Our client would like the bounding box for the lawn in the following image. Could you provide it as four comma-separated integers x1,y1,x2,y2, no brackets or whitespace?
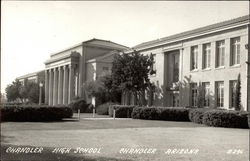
1,113,249,161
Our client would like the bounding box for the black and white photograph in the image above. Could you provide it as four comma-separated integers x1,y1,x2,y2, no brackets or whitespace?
1,1,249,161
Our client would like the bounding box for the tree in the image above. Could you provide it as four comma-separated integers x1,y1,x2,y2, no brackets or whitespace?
5,79,23,102
26,82,40,103
5,80,41,104
234,74,241,111
19,82,29,101
101,75,122,103
84,75,121,106
111,50,155,105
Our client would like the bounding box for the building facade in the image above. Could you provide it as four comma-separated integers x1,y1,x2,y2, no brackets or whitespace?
15,15,249,111
16,70,45,85
126,15,249,111
44,39,128,106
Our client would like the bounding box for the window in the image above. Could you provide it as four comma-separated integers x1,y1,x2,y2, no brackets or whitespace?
202,82,210,107
172,54,179,82
216,82,224,108
230,37,240,66
151,54,156,76
216,40,225,67
172,93,179,107
230,80,237,108
191,83,198,107
191,46,198,70
103,67,109,71
203,43,211,69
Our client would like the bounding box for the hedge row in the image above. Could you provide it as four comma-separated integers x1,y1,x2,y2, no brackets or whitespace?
188,108,212,124
96,102,118,115
1,105,73,122
248,115,250,128
130,106,249,128
131,107,190,121
109,105,135,118
202,110,249,128
189,108,249,128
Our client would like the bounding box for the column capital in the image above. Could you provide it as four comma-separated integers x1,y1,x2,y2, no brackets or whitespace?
63,65,68,69
58,66,62,70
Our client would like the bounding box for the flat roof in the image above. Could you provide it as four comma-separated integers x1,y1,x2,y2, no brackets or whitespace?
133,15,249,50
50,38,129,56
16,70,44,80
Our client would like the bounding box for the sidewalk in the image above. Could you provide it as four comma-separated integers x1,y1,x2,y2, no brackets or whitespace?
72,113,132,120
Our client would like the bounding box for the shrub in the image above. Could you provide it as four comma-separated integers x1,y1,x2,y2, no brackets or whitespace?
69,98,93,113
189,108,212,124
96,102,118,115
159,107,190,121
109,105,135,118
202,110,249,128
2,102,24,106
131,106,190,121
1,105,73,122
133,107,160,120
141,107,160,120
248,114,250,128
131,106,144,119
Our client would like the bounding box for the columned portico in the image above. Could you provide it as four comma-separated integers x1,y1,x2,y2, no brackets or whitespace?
44,38,128,106
46,64,76,105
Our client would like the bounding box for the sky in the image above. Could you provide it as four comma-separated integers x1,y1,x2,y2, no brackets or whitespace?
1,1,249,93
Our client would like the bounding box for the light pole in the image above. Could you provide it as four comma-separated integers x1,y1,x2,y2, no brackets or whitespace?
39,82,43,105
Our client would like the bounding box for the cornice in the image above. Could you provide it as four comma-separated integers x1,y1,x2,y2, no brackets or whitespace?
128,16,249,53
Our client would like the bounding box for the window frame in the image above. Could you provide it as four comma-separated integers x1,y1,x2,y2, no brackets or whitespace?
190,46,198,71
190,83,198,107
202,82,210,107
216,81,224,108
230,37,241,66
202,43,211,69
151,54,157,76
172,53,179,82
102,66,109,71
172,93,180,107
216,40,225,68
229,80,237,109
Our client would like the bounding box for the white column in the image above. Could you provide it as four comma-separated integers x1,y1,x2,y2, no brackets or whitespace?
53,68,58,105
74,65,78,97
45,70,49,104
58,66,63,104
63,65,69,104
68,64,75,104
48,69,54,105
